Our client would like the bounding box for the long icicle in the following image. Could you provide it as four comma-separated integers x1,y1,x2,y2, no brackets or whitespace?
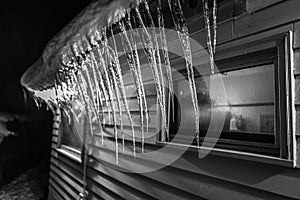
76,41,103,137
168,0,200,146
84,56,105,138
141,0,168,140
157,0,175,123
202,0,215,74
102,26,119,163
71,43,96,142
74,71,94,142
213,0,217,54
81,65,98,137
93,46,111,146
94,40,112,125
132,7,167,142
110,27,135,152
74,72,92,200
106,45,125,153
96,67,110,146
116,20,141,155
89,52,105,138
123,14,149,153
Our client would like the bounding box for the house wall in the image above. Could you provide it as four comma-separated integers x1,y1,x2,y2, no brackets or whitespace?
48,0,300,199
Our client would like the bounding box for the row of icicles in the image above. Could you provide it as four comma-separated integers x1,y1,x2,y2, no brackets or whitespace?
38,0,217,164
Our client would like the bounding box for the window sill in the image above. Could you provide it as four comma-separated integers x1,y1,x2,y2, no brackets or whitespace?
56,145,82,163
157,141,294,168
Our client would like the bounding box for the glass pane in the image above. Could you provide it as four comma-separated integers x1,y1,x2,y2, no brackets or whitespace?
176,64,275,144
60,107,84,150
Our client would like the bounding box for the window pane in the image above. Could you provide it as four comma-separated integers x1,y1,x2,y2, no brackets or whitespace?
60,107,84,150
206,64,275,134
175,64,276,146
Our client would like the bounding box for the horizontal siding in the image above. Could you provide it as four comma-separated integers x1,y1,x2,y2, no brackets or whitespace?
89,138,300,199
48,0,300,200
50,134,300,200
48,185,63,200
233,0,299,39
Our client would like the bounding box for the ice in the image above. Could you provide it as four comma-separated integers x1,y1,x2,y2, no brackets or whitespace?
202,0,217,74
168,0,200,144
102,26,119,163
157,0,175,124
132,6,168,141
110,27,135,152
123,14,149,152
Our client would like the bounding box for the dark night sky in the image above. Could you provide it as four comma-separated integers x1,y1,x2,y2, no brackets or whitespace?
0,0,93,113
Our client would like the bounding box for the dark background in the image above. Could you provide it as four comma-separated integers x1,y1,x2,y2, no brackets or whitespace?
0,0,93,196
0,0,92,114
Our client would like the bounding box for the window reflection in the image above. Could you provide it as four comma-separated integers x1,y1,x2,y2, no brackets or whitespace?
60,103,84,150
176,64,275,144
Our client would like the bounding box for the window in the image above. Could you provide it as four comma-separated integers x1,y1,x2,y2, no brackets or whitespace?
57,103,85,161
169,35,292,160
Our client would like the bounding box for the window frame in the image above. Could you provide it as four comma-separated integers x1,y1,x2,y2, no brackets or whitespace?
170,49,283,156
160,28,295,167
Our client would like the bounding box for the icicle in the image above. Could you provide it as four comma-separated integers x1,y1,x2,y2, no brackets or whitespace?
110,27,135,152
65,104,81,131
132,6,167,141
75,44,99,137
54,79,60,106
74,38,106,144
46,101,55,114
213,0,217,54
60,84,67,102
105,36,123,135
22,87,28,109
82,59,105,137
93,40,112,125
69,72,91,200
116,20,143,155
125,13,150,150
70,42,95,140
62,106,72,125
202,0,216,74
76,42,96,106
83,59,102,138
102,26,119,163
75,71,96,145
122,14,149,153
89,52,106,140
92,45,113,146
86,55,101,111
157,0,175,123
168,0,200,145
33,96,42,109
106,47,124,153
95,62,110,146
141,0,168,140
